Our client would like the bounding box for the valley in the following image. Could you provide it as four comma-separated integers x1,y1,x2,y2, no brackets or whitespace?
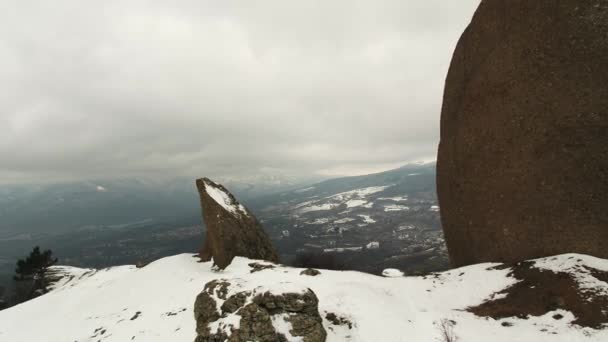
255,162,447,274
0,163,446,299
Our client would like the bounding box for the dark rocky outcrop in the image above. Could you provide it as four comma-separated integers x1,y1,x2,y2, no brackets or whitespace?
437,0,608,267
194,279,326,342
469,257,608,328
324,312,353,329
196,178,279,269
300,268,321,277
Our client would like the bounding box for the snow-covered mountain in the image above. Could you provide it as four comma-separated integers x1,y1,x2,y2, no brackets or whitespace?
1,253,607,341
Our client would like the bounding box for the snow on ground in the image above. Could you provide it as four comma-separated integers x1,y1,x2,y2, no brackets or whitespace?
534,254,608,297
299,203,337,213
430,205,440,212
366,241,380,249
378,196,408,202
329,186,389,200
384,204,410,212
1,254,608,342
345,199,367,208
203,180,248,216
294,187,315,193
305,218,331,225
323,247,363,253
334,217,356,224
382,268,404,277
296,186,389,214
358,214,376,224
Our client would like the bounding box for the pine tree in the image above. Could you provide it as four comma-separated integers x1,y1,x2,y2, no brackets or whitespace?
13,246,58,303
14,246,57,281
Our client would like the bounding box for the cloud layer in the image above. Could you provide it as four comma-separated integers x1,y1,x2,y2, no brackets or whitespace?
0,0,480,183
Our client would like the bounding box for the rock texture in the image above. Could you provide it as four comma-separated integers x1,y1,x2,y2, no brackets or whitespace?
196,178,279,269
194,279,327,342
437,0,608,267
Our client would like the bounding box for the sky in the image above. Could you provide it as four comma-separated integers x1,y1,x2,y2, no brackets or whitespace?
0,0,480,184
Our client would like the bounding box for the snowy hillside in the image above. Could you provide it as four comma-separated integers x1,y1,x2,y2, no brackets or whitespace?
1,253,608,341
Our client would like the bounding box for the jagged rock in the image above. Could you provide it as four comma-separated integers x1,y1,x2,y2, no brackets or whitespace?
194,280,327,342
300,268,321,276
196,178,279,269
437,0,608,267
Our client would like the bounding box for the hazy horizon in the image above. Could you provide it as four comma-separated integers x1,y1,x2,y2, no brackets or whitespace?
1,1,479,185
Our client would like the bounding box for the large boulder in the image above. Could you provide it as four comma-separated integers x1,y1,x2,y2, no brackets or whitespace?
437,0,608,267
196,178,279,269
194,279,326,342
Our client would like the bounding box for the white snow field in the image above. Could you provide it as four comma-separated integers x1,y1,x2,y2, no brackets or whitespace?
1,254,608,341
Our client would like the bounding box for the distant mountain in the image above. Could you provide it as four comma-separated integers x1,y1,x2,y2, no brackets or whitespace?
0,175,321,238
250,161,436,211
0,179,200,238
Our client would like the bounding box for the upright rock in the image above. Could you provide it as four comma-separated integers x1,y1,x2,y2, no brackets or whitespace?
196,178,279,269
437,0,608,267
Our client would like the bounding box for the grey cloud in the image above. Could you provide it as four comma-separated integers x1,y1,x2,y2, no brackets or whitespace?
0,0,480,184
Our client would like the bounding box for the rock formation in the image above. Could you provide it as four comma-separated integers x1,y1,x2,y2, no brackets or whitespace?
194,279,327,342
437,0,608,266
196,178,279,269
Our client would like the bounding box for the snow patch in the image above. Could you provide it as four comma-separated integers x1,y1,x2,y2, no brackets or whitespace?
366,241,380,250
384,204,410,212
533,254,608,297
358,215,376,224
382,269,404,277
271,314,303,342
305,218,330,225
298,203,336,213
204,180,248,216
345,199,367,208
334,217,355,224
330,186,389,200
378,196,408,202
323,247,363,253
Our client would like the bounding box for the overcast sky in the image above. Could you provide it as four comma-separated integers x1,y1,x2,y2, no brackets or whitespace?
0,0,480,184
